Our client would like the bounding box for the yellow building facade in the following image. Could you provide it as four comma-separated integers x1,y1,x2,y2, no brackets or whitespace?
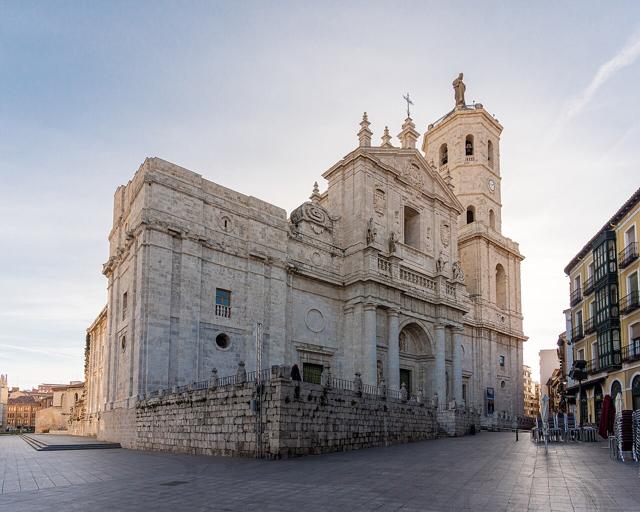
565,187,640,424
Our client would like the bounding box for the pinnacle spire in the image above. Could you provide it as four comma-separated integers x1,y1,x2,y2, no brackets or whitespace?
397,117,420,149
309,181,321,202
381,126,393,148
358,112,373,147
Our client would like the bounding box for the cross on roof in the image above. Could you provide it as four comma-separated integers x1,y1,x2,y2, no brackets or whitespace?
402,93,413,118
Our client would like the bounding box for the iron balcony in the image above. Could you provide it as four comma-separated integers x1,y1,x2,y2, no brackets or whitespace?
584,317,596,335
583,275,594,296
620,290,639,315
570,288,582,307
619,242,638,269
572,324,585,342
586,352,622,375
622,341,640,363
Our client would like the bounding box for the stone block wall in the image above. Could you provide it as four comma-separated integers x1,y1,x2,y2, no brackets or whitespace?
437,407,481,437
133,378,438,458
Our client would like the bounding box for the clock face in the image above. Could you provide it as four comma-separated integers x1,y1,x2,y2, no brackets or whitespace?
487,179,496,192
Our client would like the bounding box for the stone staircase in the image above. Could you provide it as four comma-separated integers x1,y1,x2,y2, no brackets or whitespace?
21,434,120,451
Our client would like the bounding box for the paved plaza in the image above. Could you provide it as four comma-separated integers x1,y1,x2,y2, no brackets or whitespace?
0,432,639,511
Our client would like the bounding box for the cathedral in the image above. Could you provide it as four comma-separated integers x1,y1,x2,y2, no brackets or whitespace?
82,76,526,441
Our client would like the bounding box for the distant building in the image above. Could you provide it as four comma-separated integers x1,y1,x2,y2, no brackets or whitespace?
565,186,640,424
522,365,539,418
539,347,560,406
0,374,8,430
6,395,42,431
35,382,84,433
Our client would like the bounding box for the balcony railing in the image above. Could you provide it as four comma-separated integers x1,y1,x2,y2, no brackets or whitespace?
583,275,594,296
215,304,231,318
570,288,582,307
619,242,638,269
622,340,640,363
572,324,584,342
586,352,622,375
584,317,596,335
620,290,639,315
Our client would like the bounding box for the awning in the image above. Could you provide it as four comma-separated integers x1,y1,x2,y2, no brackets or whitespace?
565,377,606,395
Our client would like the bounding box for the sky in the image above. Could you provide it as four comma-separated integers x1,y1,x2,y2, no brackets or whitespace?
1,1,640,389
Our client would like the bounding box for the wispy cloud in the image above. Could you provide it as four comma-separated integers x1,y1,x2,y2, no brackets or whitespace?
546,28,640,146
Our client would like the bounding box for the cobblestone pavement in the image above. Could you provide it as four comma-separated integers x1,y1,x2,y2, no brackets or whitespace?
1,432,639,511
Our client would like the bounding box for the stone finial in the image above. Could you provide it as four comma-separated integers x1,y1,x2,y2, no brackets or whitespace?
380,126,393,148
209,368,218,389
353,372,363,396
358,112,373,147
400,382,408,402
321,364,332,388
379,378,387,400
309,181,321,202
236,361,247,384
397,117,420,149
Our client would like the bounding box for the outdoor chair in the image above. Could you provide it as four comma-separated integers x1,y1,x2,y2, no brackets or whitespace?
565,412,579,441
556,412,566,441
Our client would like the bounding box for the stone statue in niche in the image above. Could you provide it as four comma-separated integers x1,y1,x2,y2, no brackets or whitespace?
366,217,377,245
436,251,447,273
425,227,433,252
373,188,385,215
376,360,384,385
452,261,465,282
440,220,450,248
389,231,397,253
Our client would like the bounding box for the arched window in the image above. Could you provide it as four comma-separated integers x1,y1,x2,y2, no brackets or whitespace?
465,134,474,156
439,143,448,166
466,205,475,224
496,264,507,309
489,209,495,229
633,376,640,410
488,140,494,168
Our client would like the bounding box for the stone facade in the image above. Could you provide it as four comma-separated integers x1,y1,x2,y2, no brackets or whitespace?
82,77,527,445
523,364,540,418
135,371,439,458
35,382,84,433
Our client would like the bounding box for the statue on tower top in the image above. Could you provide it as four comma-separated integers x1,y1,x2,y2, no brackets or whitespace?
453,73,466,108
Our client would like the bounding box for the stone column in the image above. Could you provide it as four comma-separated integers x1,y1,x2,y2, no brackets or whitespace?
387,309,400,390
434,324,446,409
363,303,378,385
453,328,463,405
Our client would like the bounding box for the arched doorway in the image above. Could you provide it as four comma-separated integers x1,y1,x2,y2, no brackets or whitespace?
633,376,640,411
398,323,433,397
611,380,622,406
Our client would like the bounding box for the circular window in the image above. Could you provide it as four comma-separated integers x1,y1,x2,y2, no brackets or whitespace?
215,333,230,350
500,380,506,389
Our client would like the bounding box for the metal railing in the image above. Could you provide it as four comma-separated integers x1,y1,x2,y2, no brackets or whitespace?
620,290,639,315
587,352,622,374
570,288,582,307
583,275,594,296
572,324,584,341
622,340,640,362
584,317,596,335
619,242,638,269
141,365,437,406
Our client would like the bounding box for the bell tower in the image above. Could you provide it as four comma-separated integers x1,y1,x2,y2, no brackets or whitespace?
422,75,526,420
422,101,503,234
